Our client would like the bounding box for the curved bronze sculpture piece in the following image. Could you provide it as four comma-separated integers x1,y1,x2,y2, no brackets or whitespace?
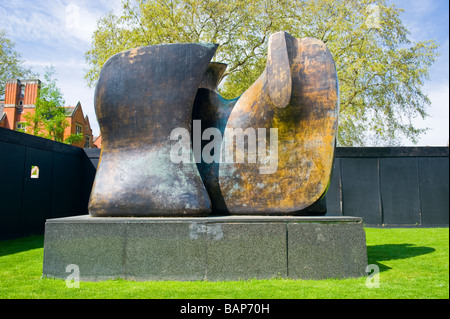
218,32,339,215
89,43,217,217
194,32,339,215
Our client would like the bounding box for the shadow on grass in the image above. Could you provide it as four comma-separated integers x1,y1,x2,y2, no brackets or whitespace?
367,244,435,272
0,235,44,257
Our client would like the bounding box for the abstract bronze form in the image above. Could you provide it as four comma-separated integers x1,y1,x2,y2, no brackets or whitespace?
89,31,339,217
216,32,339,215
89,43,217,217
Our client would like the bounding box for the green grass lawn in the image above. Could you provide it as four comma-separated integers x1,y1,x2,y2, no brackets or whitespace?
0,228,448,299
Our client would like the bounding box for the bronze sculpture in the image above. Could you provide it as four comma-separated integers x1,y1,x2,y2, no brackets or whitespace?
89,31,339,217
89,43,216,217
216,32,339,215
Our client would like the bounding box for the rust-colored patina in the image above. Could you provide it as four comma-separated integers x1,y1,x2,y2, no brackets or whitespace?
216,32,339,215
89,43,217,217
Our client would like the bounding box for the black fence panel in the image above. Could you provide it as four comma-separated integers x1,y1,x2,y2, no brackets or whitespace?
51,152,83,219
20,147,53,235
419,157,449,226
79,149,99,215
0,128,87,239
325,147,449,226
325,157,342,216
340,157,382,225
380,158,421,225
0,140,26,238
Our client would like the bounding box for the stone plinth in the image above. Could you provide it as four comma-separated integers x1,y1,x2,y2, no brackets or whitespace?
42,215,367,281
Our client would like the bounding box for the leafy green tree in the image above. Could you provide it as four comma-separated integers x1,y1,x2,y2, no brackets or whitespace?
0,29,36,98
23,66,83,144
84,0,438,146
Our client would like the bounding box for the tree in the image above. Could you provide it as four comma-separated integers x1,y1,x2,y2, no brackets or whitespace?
84,0,439,146
0,29,36,98
23,66,83,144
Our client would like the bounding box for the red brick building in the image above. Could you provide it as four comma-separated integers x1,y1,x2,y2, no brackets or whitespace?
0,78,97,148
93,135,102,148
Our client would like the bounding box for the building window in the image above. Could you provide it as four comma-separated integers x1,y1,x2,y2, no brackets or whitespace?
16,122,26,131
19,100,23,106
20,85,25,97
85,134,91,148
75,123,83,135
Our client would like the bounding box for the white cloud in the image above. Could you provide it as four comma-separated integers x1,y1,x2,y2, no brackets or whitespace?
393,0,437,41
62,2,105,44
0,1,119,50
403,83,449,146
422,85,449,146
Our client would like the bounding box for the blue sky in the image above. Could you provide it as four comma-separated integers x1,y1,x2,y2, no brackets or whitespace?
0,0,448,145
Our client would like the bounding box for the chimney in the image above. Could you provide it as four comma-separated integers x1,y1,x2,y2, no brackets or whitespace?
22,79,41,106
4,79,21,106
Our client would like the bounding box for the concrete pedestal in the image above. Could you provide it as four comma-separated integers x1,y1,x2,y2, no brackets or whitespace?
43,215,367,281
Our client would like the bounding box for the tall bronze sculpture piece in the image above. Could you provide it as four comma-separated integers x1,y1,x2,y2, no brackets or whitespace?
195,32,339,215
88,43,217,217
89,31,339,217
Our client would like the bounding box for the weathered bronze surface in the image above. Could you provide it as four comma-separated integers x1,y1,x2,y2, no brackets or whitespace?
196,32,339,215
89,32,338,217
89,43,217,217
